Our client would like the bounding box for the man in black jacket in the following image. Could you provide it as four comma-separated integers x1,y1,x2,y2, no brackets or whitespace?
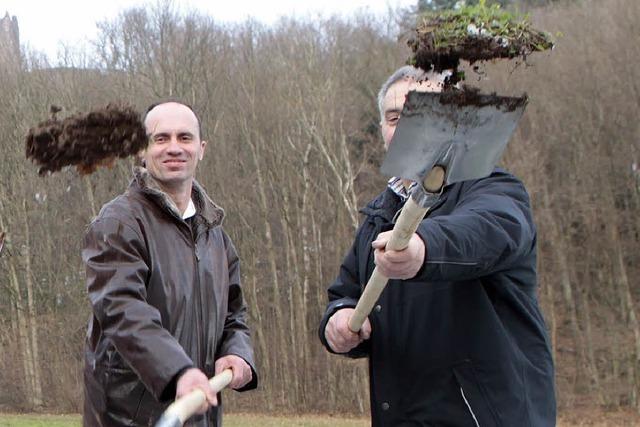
319,66,556,426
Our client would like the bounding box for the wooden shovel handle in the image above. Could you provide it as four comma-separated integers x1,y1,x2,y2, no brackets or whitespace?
157,369,233,426
348,197,429,332
347,167,445,333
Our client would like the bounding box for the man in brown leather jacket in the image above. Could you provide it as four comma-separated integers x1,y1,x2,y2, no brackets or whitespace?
83,101,257,426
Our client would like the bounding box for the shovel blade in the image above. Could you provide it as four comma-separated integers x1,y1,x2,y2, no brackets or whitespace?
381,90,528,186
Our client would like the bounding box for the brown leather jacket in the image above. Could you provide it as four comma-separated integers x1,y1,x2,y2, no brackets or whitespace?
83,167,257,427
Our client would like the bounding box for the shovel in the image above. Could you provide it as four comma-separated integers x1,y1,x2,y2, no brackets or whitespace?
154,369,233,427
348,90,528,333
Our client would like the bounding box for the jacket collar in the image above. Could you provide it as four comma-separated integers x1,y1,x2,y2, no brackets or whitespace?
132,166,225,228
360,184,452,223
360,187,403,223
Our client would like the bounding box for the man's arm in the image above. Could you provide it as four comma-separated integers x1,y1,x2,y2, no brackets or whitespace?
83,217,193,402
318,224,372,358
215,231,258,391
414,170,536,282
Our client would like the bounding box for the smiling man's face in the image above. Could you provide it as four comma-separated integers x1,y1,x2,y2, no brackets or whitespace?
142,102,206,190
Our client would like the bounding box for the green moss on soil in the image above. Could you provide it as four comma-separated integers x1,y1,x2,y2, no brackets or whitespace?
409,0,554,73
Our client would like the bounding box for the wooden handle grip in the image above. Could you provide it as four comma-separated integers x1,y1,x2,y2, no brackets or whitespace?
386,197,429,251
208,369,233,393
348,267,388,332
347,167,445,333
160,369,233,425
348,198,430,332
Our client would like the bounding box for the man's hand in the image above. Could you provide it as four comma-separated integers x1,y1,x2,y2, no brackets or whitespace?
215,355,252,390
324,308,372,353
372,231,425,280
176,368,217,413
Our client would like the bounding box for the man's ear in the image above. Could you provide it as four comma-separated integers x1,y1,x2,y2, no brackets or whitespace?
199,140,207,161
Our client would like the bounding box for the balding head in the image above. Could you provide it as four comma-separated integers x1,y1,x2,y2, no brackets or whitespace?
144,100,202,140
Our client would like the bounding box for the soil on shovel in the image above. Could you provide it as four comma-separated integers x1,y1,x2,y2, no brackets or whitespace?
404,85,528,113
25,104,147,176
408,1,554,87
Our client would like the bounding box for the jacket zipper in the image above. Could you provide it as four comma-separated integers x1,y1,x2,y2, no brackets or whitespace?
188,222,203,365
460,386,481,427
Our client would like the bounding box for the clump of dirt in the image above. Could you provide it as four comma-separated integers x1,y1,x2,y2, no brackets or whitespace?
434,85,528,112
401,85,528,122
408,0,554,78
25,104,147,176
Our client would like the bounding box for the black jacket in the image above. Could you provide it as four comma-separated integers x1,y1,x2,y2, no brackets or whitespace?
83,168,257,427
319,169,556,426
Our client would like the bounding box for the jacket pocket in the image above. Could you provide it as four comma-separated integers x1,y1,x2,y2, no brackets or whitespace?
103,364,147,423
133,387,162,426
453,361,500,427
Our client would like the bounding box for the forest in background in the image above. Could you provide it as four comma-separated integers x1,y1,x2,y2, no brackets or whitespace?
0,0,639,417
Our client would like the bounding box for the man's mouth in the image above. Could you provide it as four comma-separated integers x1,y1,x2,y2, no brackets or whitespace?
163,159,186,165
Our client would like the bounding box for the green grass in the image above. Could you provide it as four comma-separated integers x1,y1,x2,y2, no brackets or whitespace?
0,414,79,427
417,0,554,53
409,0,555,70
226,414,367,426
0,413,635,426
0,414,368,427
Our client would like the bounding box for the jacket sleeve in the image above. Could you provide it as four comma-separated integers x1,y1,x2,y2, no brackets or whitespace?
83,217,193,402
318,223,371,359
216,232,258,391
414,171,536,282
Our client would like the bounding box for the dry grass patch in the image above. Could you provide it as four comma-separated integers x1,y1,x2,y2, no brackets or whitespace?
1,410,638,426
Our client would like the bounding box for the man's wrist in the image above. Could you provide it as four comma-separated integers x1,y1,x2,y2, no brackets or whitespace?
160,364,194,402
319,299,357,352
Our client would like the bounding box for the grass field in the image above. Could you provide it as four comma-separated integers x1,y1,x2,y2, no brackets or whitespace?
1,412,638,426
0,414,368,427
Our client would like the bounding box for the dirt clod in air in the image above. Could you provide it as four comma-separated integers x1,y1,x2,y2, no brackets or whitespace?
408,1,554,84
25,104,147,176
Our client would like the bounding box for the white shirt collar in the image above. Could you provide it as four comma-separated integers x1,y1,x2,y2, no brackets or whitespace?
182,198,196,219
387,177,417,201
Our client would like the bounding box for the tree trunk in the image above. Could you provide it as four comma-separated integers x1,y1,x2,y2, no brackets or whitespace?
8,258,36,407
21,199,44,407
85,179,98,218
612,230,640,410
248,272,273,411
245,131,289,406
541,182,585,397
280,208,301,406
579,283,604,404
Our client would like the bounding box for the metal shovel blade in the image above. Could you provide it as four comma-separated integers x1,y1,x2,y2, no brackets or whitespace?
381,90,528,185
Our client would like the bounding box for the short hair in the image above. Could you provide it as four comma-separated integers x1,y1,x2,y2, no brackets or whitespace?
377,66,451,121
143,99,203,139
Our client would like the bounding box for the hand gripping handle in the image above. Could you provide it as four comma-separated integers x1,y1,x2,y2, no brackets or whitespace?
154,369,233,427
347,167,445,333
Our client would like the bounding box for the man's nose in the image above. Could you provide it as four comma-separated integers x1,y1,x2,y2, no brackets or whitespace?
166,136,183,153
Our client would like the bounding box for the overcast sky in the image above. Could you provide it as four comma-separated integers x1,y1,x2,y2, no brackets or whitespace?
2,0,416,61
